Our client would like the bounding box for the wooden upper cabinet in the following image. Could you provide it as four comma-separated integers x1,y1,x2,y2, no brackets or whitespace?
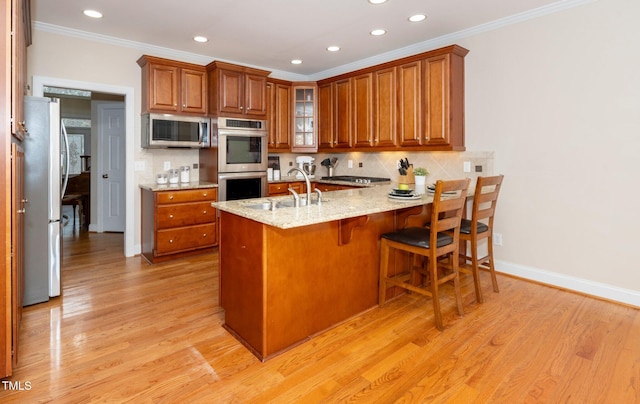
397,60,423,147
181,68,208,114
291,84,318,152
11,0,30,140
317,82,334,149
352,73,374,148
207,61,270,118
424,52,465,149
316,44,468,152
333,79,352,149
266,79,292,151
373,67,397,148
137,55,207,115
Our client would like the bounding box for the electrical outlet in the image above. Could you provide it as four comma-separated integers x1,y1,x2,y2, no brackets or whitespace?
163,161,171,170
358,162,363,168
493,233,503,246
475,165,483,172
463,161,471,173
193,163,198,169
348,160,353,169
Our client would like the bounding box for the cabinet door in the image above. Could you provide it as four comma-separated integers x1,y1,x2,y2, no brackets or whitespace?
317,83,333,149
424,54,450,145
244,74,267,116
397,61,422,147
10,144,24,371
352,73,374,148
219,69,244,115
373,67,397,148
149,64,180,112
267,82,291,151
181,68,207,114
333,79,352,148
11,0,28,140
292,85,318,152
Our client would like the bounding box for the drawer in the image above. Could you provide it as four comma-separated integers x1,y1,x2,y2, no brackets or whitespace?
268,183,289,195
156,188,217,204
156,223,217,255
156,202,216,229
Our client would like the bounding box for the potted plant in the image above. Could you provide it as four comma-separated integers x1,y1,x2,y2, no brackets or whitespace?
413,167,429,193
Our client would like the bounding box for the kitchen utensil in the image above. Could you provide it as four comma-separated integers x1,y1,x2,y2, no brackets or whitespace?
321,158,331,167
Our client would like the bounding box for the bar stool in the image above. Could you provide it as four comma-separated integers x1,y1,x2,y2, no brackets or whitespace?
459,175,504,303
379,178,470,330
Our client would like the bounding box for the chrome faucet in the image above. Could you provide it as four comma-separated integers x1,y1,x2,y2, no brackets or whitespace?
287,167,312,206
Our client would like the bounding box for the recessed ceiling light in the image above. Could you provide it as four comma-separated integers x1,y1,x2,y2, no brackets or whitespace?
368,0,387,4
327,46,340,52
193,36,208,43
370,29,387,36
83,9,103,19
409,14,427,22
291,59,303,65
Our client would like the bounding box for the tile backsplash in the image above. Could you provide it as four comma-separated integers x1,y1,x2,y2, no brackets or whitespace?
273,150,494,188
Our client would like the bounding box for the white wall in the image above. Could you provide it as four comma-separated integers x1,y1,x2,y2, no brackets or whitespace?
26,0,640,304
458,0,640,304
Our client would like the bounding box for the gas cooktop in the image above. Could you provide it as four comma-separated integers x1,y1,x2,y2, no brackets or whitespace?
320,175,391,184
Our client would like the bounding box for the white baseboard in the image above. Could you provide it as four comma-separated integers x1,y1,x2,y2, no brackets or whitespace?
496,260,640,308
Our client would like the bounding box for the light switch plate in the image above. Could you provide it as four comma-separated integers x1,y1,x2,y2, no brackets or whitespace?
134,161,145,171
463,161,471,173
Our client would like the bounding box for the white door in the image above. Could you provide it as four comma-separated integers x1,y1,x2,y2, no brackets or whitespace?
98,102,126,232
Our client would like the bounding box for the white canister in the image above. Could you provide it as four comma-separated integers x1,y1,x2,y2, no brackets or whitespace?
180,166,190,183
168,169,179,184
274,169,281,181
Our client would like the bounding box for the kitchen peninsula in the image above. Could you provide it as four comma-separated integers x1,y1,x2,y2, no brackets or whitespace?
212,186,436,360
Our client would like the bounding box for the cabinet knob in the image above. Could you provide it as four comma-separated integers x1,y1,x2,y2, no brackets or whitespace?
169,195,174,200
169,239,174,243
203,192,207,197
203,233,207,237
203,210,207,215
169,214,174,219
17,209,25,214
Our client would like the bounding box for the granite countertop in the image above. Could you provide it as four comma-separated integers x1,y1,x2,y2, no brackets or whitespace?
269,175,390,188
212,186,434,229
139,181,218,192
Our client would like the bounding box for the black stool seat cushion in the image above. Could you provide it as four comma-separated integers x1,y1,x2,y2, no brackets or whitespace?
381,227,453,249
460,219,489,235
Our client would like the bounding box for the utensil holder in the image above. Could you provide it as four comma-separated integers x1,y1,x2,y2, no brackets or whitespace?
398,166,415,185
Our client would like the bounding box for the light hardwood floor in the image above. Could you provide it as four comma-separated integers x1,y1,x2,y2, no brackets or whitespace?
2,225,639,402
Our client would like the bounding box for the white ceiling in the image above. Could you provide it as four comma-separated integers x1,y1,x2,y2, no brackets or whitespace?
32,0,575,80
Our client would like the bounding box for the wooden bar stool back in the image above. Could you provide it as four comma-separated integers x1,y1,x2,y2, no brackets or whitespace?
459,174,504,303
379,178,470,330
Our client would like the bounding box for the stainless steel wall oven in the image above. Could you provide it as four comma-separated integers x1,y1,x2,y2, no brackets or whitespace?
199,117,268,201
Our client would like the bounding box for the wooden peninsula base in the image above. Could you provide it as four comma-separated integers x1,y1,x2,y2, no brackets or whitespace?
219,210,398,361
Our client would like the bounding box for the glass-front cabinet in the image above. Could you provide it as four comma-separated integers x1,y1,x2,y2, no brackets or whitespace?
292,84,317,152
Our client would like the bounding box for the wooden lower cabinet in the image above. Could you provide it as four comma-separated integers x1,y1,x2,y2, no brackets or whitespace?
219,210,396,360
268,181,306,196
141,187,217,263
314,183,350,192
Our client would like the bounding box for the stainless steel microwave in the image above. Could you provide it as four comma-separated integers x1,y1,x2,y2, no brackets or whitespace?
141,113,210,148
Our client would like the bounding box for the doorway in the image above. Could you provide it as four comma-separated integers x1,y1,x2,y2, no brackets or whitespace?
32,76,136,257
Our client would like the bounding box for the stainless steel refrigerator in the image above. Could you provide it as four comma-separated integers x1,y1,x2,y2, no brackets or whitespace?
23,96,69,306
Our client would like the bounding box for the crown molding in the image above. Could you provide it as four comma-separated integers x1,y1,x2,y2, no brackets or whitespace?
34,0,596,81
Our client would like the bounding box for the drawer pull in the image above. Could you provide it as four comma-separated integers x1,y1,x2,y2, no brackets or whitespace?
203,210,207,214
169,214,174,219
203,233,207,237
169,239,174,243
169,195,174,200
203,192,207,197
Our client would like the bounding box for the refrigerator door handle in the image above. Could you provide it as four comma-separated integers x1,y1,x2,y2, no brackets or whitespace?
60,121,70,198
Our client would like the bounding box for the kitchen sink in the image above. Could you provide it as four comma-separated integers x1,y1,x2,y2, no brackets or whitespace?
245,198,328,210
